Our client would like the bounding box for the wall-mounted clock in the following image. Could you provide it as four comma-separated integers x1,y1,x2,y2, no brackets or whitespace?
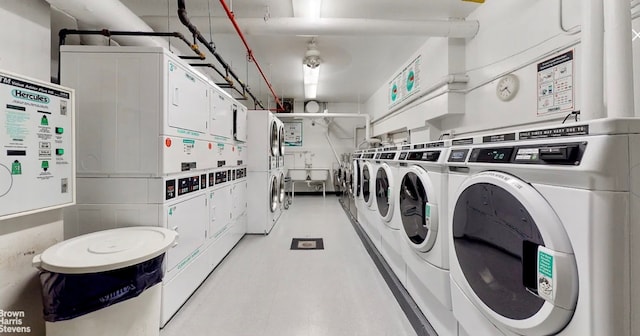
496,74,519,102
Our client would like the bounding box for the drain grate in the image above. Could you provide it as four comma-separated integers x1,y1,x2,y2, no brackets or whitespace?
290,238,324,250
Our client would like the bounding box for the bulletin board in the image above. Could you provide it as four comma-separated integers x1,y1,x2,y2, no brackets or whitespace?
284,122,303,147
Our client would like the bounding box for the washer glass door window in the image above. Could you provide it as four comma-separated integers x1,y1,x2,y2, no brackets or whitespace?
270,121,279,156
278,173,285,204
451,171,578,334
354,160,361,197
362,164,371,203
270,176,278,212
399,167,438,251
376,166,391,218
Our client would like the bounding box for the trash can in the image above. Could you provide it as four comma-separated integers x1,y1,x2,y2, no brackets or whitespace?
32,227,177,336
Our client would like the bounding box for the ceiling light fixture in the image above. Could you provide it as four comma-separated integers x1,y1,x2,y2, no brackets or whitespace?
308,0,322,20
303,40,321,99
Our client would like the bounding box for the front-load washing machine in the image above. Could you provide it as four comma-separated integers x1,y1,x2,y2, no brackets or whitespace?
352,151,364,221
359,148,380,248
446,119,640,336
247,171,281,234
374,146,406,285
397,140,457,336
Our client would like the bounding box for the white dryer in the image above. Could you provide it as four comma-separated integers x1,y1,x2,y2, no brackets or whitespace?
275,117,285,168
247,111,280,172
374,147,406,285
396,141,457,336
446,119,640,336
359,149,380,248
247,171,281,234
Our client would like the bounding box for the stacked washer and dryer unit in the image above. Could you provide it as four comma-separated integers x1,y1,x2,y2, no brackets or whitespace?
247,111,286,234
59,45,249,326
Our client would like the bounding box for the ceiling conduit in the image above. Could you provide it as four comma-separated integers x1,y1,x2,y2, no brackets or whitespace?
142,17,480,38
217,0,284,112
177,0,265,108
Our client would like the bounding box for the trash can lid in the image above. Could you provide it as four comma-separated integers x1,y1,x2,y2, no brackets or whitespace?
34,227,177,274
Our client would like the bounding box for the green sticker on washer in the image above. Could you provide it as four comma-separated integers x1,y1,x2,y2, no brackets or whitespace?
539,251,554,278
425,204,431,218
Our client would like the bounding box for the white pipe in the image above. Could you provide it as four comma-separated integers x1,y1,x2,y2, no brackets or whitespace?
580,0,605,120
142,17,479,38
280,113,371,141
322,120,341,164
45,0,169,48
372,74,469,124
604,0,635,118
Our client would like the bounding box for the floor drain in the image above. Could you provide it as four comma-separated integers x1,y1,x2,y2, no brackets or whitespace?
290,238,324,250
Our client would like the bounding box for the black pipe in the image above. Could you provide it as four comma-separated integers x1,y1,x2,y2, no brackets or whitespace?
189,63,228,80
56,28,207,84
177,0,263,108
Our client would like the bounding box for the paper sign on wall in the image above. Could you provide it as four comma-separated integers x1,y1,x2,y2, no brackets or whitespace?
537,50,574,116
284,122,303,147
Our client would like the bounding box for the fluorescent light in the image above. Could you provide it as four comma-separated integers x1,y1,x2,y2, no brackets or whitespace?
308,0,321,19
304,83,318,99
303,65,320,99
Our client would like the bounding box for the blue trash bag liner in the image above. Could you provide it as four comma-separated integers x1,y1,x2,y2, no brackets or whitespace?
38,254,164,322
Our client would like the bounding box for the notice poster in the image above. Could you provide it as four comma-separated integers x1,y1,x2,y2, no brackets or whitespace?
284,122,303,147
537,50,574,116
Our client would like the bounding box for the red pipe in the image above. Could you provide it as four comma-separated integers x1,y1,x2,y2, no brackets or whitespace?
218,0,284,112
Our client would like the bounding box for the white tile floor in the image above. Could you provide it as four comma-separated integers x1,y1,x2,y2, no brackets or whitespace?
161,196,417,336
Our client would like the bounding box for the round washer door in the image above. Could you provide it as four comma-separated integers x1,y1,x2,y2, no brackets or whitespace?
270,121,279,156
399,166,439,252
451,171,578,335
278,125,285,156
353,160,361,197
278,172,285,204
269,175,278,213
362,162,373,206
375,163,394,222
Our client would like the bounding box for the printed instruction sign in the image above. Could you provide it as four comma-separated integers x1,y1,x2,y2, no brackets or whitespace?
0,71,74,219
537,50,574,116
284,122,303,147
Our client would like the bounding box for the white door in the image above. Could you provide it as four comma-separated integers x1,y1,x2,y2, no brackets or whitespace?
167,61,208,134
209,186,232,241
165,194,208,272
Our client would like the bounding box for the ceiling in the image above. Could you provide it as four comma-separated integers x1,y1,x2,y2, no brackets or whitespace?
117,0,481,107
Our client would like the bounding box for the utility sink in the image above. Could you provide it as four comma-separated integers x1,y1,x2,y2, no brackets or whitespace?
289,169,307,181
288,169,329,181
310,170,329,181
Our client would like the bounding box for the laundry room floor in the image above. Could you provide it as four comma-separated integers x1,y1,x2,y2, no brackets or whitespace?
160,196,417,336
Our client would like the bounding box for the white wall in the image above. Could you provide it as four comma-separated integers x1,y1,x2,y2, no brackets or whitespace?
279,102,364,192
0,0,50,81
0,2,62,335
366,37,465,139
363,0,640,139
